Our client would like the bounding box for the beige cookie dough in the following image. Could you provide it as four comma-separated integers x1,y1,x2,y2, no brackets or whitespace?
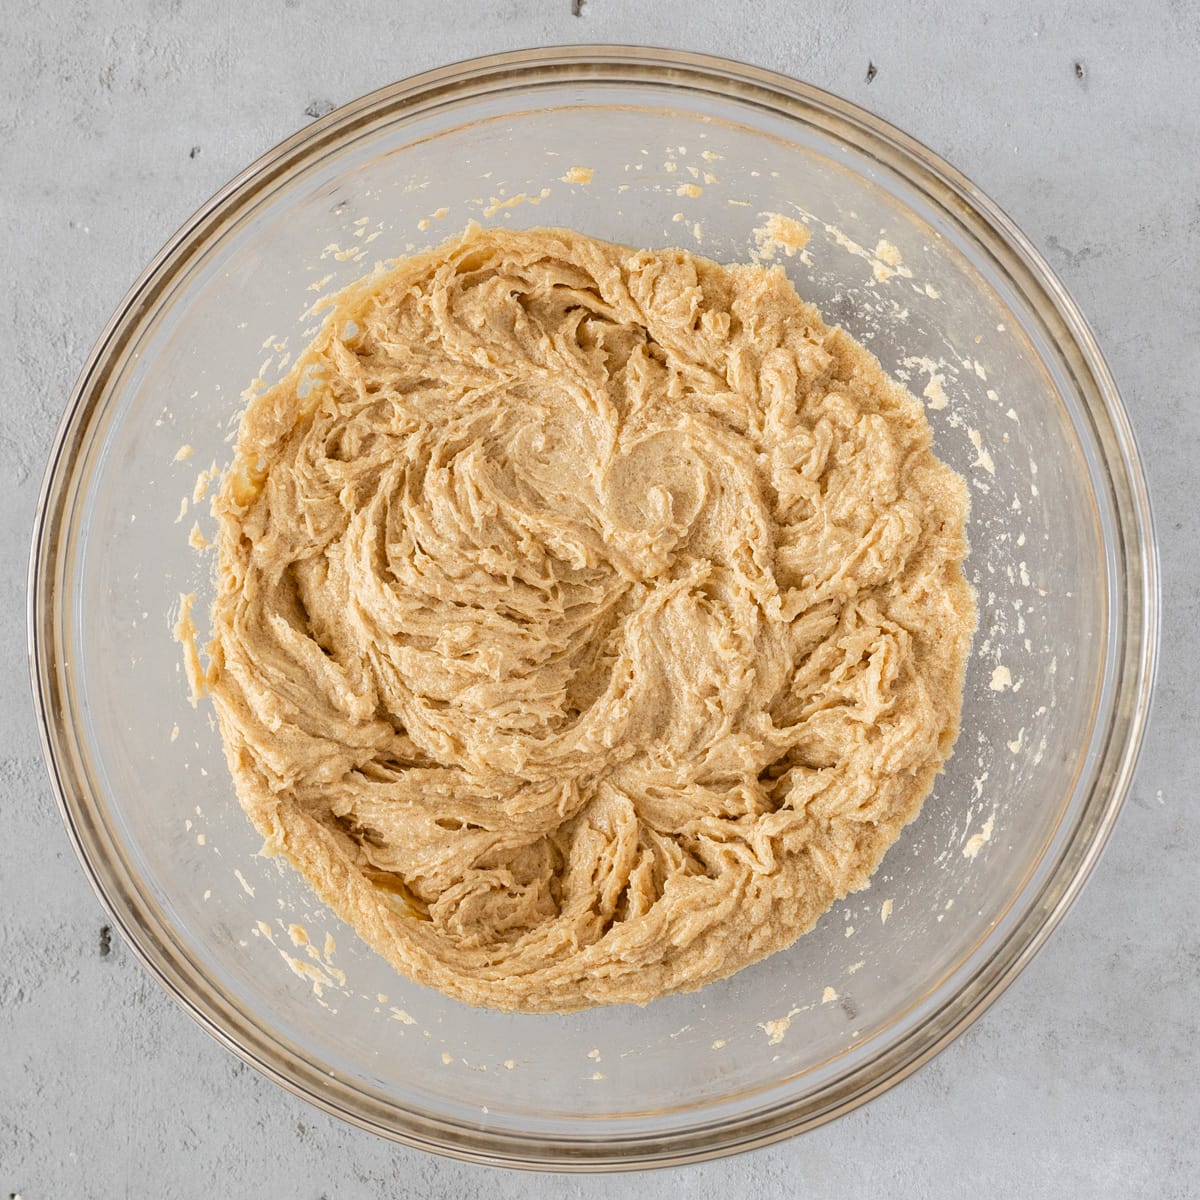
201,224,975,1013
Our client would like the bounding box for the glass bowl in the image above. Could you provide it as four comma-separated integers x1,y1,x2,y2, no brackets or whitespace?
29,47,1157,1169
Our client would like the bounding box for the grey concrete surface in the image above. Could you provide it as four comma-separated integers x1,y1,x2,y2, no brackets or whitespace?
2,1,1197,1196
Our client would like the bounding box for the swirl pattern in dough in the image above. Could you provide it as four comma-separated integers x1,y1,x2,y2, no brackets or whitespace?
204,224,974,1012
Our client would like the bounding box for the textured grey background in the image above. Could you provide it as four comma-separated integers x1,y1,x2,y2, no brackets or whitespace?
2,1,1197,1196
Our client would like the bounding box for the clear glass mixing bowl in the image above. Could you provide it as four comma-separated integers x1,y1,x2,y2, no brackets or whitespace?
29,48,1157,1169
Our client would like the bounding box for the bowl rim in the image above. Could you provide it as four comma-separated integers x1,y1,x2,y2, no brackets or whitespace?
28,43,1159,1171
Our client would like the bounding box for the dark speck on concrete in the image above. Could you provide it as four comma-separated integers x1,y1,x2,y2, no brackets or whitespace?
1075,60,1086,79
99,925,112,958
1044,232,1100,269
866,61,877,83
305,98,335,119
841,996,859,1021
571,0,586,14
188,145,201,159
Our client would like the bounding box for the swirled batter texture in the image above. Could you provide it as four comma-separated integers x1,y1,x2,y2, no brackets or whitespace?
206,225,974,1013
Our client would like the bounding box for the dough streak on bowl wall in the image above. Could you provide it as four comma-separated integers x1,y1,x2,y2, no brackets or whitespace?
181,222,976,1014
